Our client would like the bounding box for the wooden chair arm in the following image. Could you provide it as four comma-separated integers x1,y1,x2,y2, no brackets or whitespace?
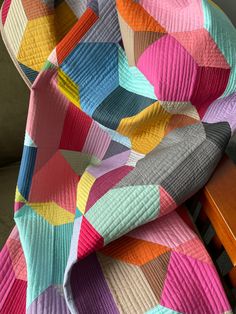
199,155,236,266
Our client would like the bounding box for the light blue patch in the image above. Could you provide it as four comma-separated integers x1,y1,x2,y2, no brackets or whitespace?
61,42,119,116
65,216,83,273
17,145,37,200
99,123,131,148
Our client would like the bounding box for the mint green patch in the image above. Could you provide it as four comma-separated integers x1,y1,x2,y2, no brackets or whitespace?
202,0,236,96
24,132,37,147
85,185,160,245
15,206,73,308
43,60,56,71
60,150,101,176
146,305,181,314
118,47,157,100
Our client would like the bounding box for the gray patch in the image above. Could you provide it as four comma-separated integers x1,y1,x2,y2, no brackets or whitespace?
66,0,87,18
203,122,231,150
103,140,130,160
42,0,63,8
87,0,99,15
161,139,222,204
81,0,121,43
115,123,206,188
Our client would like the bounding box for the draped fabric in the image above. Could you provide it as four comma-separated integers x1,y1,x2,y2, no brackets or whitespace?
0,0,235,313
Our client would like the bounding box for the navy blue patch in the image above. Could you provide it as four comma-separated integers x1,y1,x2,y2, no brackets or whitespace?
92,86,155,129
19,63,39,83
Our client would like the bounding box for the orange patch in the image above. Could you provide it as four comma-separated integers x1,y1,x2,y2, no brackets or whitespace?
22,0,54,20
99,236,170,265
57,8,98,64
117,0,166,33
165,114,199,136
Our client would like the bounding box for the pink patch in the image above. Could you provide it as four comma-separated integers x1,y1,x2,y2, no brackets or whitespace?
9,226,20,241
60,103,93,152
26,70,69,149
171,29,230,69
128,211,195,248
159,186,177,217
82,121,111,160
34,147,58,173
137,34,230,118
6,239,27,281
174,237,213,265
14,202,25,212
160,251,231,313
137,35,198,102
0,245,16,310
1,0,12,25
85,165,133,212
48,49,58,66
77,217,104,259
29,151,79,213
140,0,204,32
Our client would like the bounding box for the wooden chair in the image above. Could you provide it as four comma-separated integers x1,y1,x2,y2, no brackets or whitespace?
185,155,236,308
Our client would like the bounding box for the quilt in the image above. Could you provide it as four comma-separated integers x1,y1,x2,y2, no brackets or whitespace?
0,0,236,313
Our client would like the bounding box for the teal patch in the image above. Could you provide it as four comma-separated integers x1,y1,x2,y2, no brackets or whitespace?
24,132,37,147
146,305,181,314
202,0,236,96
15,206,73,307
75,207,83,218
118,46,157,100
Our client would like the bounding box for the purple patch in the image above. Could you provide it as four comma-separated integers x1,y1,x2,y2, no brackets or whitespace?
70,253,119,314
27,286,70,314
203,92,236,134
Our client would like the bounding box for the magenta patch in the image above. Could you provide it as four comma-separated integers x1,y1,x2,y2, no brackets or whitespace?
160,251,231,313
1,0,12,26
85,165,133,212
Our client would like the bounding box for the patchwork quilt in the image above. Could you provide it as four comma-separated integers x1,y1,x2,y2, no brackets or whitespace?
0,0,236,313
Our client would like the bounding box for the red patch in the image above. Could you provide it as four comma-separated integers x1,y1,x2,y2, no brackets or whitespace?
60,103,93,152
77,217,104,259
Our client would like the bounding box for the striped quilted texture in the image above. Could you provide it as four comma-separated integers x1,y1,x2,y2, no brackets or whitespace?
0,0,235,313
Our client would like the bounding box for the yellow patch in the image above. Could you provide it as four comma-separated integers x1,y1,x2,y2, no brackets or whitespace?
15,187,26,203
17,2,77,71
76,172,96,214
117,101,171,154
29,202,75,226
57,69,81,108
